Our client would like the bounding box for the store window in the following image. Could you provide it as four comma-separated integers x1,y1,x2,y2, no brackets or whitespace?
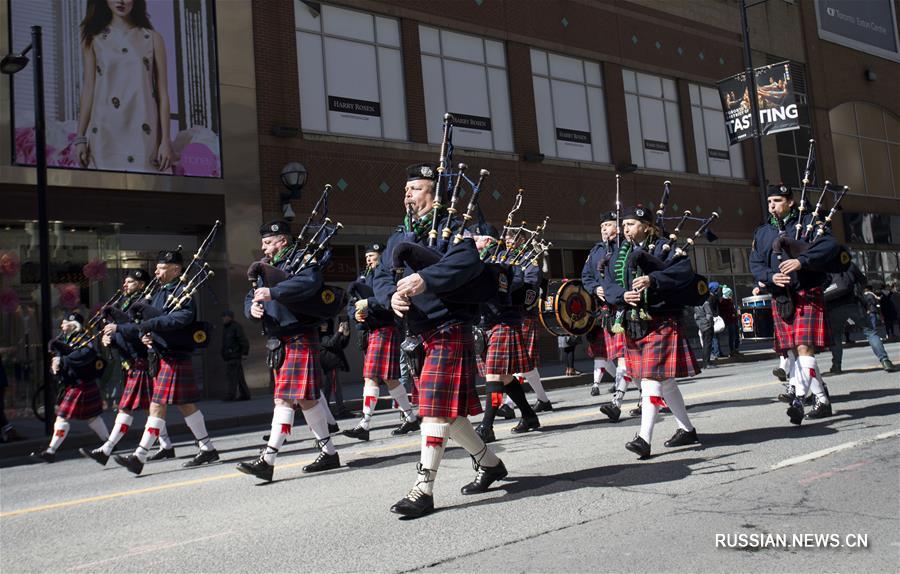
622,69,685,172
530,49,610,163
419,26,513,152
689,84,744,178
295,2,407,140
829,102,900,199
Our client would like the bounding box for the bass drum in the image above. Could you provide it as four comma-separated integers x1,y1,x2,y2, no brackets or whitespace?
540,279,597,337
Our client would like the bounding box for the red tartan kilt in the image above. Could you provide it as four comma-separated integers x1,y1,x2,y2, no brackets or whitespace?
585,326,607,359
479,324,528,376
772,288,829,352
274,331,322,402
605,330,626,360
152,357,200,405
57,381,103,420
363,325,401,381
520,316,541,369
119,362,152,411
625,316,698,381
418,323,482,418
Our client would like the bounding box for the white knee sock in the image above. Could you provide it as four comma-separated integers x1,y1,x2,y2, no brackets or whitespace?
416,422,450,495
360,385,379,430
87,417,109,441
101,412,133,455
303,401,337,455
389,384,417,421
798,356,827,403
448,418,500,467
158,423,173,449
264,406,295,465
638,379,662,443
592,359,604,384
782,350,796,376
47,420,70,453
660,379,693,432
522,369,548,402
134,416,165,462
317,394,337,426
184,410,215,452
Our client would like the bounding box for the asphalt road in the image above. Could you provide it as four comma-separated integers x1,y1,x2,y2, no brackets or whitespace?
1,343,898,573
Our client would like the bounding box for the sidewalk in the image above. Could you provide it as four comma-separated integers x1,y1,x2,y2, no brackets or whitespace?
0,342,785,460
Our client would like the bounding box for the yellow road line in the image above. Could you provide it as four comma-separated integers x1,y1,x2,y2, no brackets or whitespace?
0,380,780,519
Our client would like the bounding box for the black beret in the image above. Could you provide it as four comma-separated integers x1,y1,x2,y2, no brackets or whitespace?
157,249,184,265
601,210,618,223
621,205,653,224
260,220,292,238
767,183,792,198
125,269,150,283
65,312,84,324
364,243,383,255
406,163,437,182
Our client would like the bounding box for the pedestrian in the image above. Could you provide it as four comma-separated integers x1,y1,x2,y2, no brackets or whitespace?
0,350,22,443
825,264,894,373
720,285,740,356
221,309,251,401
693,296,715,369
558,335,581,376
862,282,882,333
319,317,350,418
707,281,723,359
879,281,897,340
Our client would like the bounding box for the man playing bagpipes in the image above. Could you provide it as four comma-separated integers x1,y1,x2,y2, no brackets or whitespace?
111,249,219,474
602,206,703,459
30,312,110,462
83,269,175,465
344,242,420,442
473,228,542,444
237,220,341,481
749,184,842,424
583,210,637,420
374,162,507,518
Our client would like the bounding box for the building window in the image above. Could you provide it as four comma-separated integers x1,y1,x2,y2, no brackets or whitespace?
295,2,407,140
689,84,744,178
829,102,900,199
622,69,685,172
770,60,813,189
530,49,610,163
419,26,513,152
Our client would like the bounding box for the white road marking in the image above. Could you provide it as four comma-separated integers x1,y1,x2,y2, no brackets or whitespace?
771,428,900,470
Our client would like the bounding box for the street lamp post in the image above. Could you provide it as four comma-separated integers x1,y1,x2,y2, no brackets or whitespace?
741,0,770,217
279,162,308,221
2,26,54,435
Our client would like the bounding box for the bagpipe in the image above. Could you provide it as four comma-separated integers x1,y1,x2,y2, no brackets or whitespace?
132,222,223,349
48,333,108,387
247,185,348,321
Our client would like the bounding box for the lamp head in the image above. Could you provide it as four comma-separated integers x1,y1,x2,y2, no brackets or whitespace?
0,52,29,74
280,162,307,196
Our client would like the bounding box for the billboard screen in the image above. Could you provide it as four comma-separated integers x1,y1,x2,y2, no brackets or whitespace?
9,0,221,177
717,62,800,145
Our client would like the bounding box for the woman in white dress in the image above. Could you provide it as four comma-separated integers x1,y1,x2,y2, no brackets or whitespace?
74,0,174,173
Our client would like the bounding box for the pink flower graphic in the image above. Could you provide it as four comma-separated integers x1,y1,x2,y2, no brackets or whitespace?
82,260,108,281
56,283,81,310
0,251,21,277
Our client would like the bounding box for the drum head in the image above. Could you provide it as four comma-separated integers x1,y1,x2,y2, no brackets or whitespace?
540,279,596,336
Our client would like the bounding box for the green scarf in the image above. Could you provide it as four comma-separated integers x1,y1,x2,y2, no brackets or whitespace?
405,208,441,238
769,208,798,229
613,242,632,289
272,244,293,265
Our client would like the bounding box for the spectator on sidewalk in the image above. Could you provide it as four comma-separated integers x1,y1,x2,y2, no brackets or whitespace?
221,310,251,401
719,285,740,356
707,282,722,360
320,317,350,415
825,263,894,373
862,283,882,333
558,335,581,376
0,351,22,442
887,282,900,340
693,295,716,369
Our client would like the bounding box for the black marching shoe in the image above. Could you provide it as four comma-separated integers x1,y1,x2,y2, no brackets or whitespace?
629,405,643,417
79,447,109,466
590,384,601,397
460,458,508,495
475,423,496,444
30,449,55,463
532,399,554,413
805,401,833,419
390,488,434,518
625,435,651,459
664,428,699,448
236,456,274,481
114,454,144,475
510,416,541,434
828,364,842,375
148,447,176,461
599,402,621,422
777,387,795,403
882,359,895,372
328,423,340,434
786,399,805,425
496,404,516,420
773,367,788,381
183,449,219,468
391,416,421,436
342,426,370,441
302,450,340,473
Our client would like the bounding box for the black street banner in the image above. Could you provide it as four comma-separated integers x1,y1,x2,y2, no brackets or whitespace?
717,61,800,145
328,96,382,117
450,112,493,131
556,128,592,144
